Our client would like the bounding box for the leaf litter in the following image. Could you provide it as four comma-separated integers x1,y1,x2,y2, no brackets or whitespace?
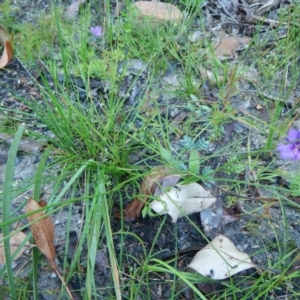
0,24,13,68
150,182,217,223
187,234,257,280
124,167,181,221
0,232,30,263
26,198,74,300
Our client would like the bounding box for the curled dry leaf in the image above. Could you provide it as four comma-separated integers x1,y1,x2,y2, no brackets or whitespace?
26,198,56,269
134,1,183,23
0,232,29,263
0,24,13,68
124,167,180,222
187,234,256,280
150,183,217,223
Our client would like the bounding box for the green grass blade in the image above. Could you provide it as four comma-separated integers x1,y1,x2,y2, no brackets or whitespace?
2,124,25,299
86,169,104,298
101,168,121,300
33,147,51,201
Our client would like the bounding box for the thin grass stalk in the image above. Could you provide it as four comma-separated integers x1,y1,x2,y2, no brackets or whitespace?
101,168,121,300
48,160,92,207
149,259,207,300
33,147,51,201
2,124,25,299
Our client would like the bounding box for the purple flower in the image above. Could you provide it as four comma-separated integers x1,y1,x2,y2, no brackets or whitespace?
277,129,300,160
90,26,102,37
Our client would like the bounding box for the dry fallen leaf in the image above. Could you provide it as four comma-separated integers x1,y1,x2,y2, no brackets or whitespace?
214,32,250,60
187,234,256,280
65,0,86,18
26,198,56,269
0,24,13,68
214,34,239,59
124,198,145,222
134,1,183,22
124,167,180,222
150,183,217,222
0,232,29,263
26,198,74,299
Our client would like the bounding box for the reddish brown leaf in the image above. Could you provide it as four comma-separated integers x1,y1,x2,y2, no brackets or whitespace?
26,198,74,299
0,25,13,68
38,199,47,208
26,198,56,269
124,198,145,222
0,41,13,68
124,167,179,222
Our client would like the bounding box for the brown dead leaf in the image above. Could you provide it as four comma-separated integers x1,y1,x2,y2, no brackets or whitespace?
124,167,180,222
26,198,74,299
65,0,86,18
124,199,145,222
26,198,56,269
134,1,183,22
215,34,239,59
214,32,251,59
0,25,13,68
0,232,29,263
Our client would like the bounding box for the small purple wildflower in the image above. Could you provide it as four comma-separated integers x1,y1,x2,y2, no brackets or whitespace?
90,26,102,37
277,128,300,161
